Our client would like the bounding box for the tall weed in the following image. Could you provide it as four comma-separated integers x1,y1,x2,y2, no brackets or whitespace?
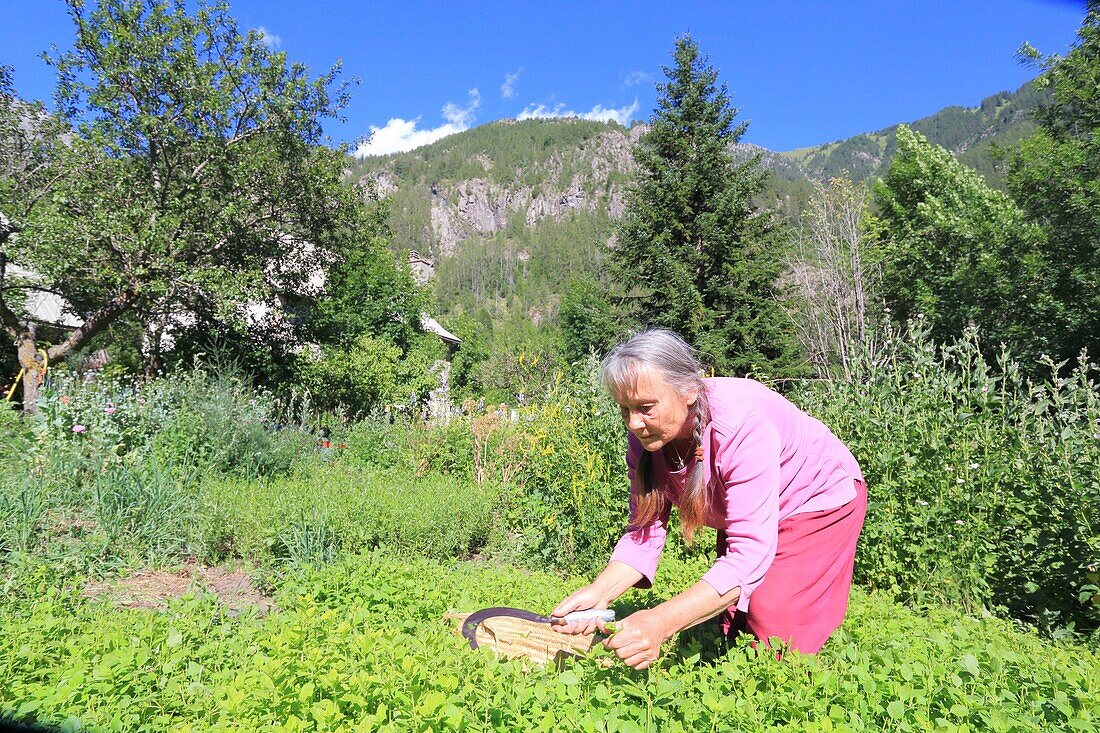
198,464,499,566
794,322,1100,634
2,365,318,564
341,361,713,574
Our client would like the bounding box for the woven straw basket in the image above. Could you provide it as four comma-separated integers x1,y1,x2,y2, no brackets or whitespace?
445,611,600,666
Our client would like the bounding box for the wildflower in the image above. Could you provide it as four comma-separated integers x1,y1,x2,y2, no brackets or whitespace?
969,462,979,470
72,424,87,434
955,519,964,526
60,395,71,405
917,499,930,507
956,478,964,484
104,406,117,416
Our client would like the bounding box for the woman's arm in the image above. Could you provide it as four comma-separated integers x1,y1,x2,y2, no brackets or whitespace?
551,561,644,634
604,581,741,669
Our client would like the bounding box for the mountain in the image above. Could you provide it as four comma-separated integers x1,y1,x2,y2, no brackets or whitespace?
348,79,1047,319
782,79,1049,187
347,118,641,319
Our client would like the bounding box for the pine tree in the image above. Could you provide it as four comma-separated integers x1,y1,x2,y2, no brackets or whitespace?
611,35,799,375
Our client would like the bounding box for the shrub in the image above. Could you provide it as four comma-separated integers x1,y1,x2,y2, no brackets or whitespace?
793,322,1100,634
295,332,444,419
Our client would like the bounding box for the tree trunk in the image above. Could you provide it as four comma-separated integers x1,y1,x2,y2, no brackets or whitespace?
16,325,42,413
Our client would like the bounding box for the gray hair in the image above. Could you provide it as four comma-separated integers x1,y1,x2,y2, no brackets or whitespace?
601,328,714,543
600,328,706,400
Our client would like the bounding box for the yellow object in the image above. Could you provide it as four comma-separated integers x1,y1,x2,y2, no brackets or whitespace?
4,349,49,402
4,368,23,401
444,611,599,666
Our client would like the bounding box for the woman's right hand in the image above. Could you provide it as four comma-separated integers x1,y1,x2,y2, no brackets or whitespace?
550,584,609,635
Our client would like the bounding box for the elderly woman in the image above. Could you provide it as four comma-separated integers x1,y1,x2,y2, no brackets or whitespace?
552,329,866,668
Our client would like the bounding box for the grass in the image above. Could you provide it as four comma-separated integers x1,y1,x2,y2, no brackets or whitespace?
198,464,501,567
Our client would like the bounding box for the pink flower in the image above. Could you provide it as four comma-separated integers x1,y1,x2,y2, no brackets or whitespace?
72,424,86,434
60,395,71,405
104,406,117,416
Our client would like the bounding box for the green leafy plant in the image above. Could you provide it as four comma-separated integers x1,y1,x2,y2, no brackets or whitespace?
1,552,1096,732
794,321,1100,634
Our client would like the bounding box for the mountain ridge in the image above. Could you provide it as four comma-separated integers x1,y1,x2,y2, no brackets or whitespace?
348,78,1047,318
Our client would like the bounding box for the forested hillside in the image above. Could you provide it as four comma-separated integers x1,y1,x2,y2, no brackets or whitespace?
346,119,638,320
784,80,1048,187
352,79,1045,322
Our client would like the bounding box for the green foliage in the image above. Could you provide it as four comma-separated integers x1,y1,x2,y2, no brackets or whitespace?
306,197,428,350
0,367,315,560
612,35,799,376
296,332,445,418
873,126,1056,368
1,552,1097,732
466,320,566,406
341,364,627,574
0,65,69,237
442,313,493,402
433,209,614,322
199,466,499,567
793,322,1100,634
559,276,631,365
1008,1,1100,366
1,0,357,408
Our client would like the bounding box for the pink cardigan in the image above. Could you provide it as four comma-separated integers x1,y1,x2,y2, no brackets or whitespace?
608,377,864,611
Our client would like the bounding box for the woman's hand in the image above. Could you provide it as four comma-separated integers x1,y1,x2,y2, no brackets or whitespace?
603,609,670,670
550,584,609,635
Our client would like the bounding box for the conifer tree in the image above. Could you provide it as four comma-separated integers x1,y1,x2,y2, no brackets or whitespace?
611,35,798,375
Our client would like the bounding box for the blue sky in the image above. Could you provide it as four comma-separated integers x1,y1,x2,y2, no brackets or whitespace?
0,0,1087,156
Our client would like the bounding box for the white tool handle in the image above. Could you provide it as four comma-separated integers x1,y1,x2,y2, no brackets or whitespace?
552,609,616,625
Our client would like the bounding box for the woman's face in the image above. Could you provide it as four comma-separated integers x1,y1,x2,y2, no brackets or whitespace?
613,368,696,452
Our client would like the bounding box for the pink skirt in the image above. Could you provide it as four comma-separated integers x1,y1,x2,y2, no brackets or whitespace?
717,479,867,654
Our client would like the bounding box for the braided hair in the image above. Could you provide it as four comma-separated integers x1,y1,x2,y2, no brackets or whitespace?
601,329,712,543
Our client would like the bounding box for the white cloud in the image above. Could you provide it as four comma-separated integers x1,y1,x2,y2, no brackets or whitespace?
623,71,652,88
516,99,639,127
501,69,522,99
355,89,481,157
254,26,281,49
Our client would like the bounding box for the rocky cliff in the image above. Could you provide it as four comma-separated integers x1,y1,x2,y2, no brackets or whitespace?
352,119,644,260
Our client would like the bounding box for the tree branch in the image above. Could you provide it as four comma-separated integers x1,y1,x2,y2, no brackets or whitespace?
46,286,137,363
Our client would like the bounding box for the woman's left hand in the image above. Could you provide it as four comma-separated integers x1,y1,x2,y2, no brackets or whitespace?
603,609,670,670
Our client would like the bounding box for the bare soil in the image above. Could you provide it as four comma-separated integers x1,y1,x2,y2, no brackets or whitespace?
83,563,279,615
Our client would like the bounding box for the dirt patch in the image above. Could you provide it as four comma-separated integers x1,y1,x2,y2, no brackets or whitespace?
83,563,279,615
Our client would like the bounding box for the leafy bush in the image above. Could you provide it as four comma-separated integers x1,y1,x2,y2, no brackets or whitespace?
295,332,445,419
793,323,1100,634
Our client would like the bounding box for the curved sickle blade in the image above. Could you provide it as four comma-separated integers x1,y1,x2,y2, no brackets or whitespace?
461,606,552,649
